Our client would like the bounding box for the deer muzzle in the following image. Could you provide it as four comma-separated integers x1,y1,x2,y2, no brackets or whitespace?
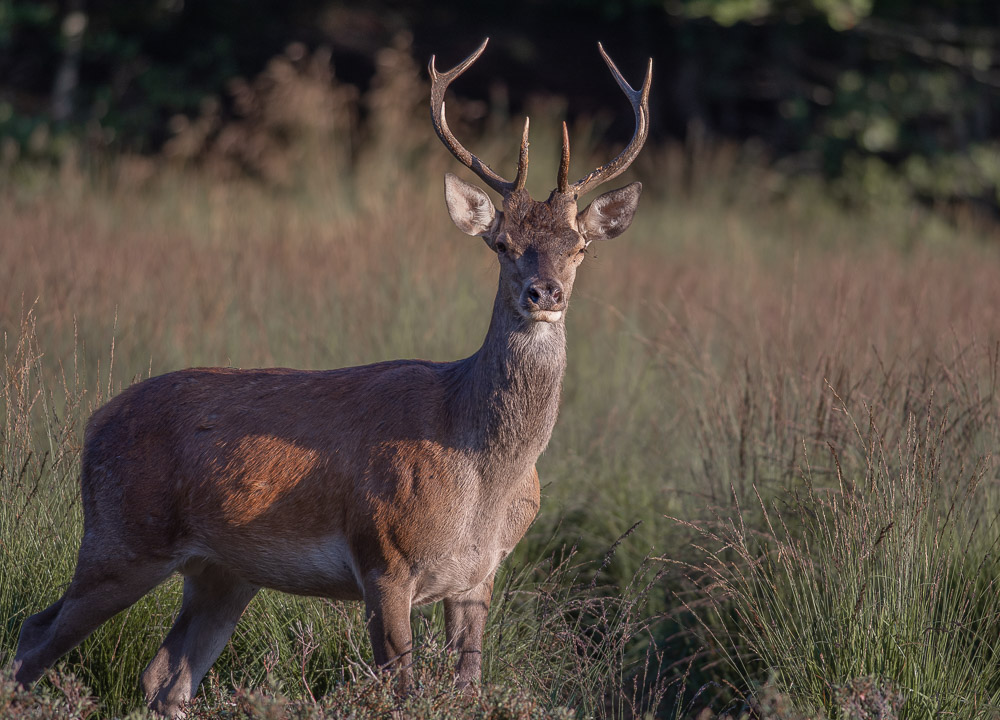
521,279,566,322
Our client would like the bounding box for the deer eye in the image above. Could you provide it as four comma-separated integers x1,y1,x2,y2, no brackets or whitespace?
495,240,508,254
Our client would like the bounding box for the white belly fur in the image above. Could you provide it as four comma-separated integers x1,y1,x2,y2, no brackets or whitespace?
193,534,509,606
221,535,364,600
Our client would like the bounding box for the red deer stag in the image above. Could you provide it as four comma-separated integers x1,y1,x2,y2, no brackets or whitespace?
13,38,651,717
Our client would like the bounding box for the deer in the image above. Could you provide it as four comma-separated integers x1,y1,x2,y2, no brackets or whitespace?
12,38,651,717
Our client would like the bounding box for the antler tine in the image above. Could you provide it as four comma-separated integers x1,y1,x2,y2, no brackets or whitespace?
557,121,570,193
568,43,652,197
430,38,527,196
513,116,530,191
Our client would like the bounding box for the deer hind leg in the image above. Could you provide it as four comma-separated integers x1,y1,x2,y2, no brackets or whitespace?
13,553,174,688
14,597,65,660
141,563,258,718
444,572,495,690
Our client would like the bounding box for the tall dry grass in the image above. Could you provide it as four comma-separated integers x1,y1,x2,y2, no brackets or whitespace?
2,35,1000,718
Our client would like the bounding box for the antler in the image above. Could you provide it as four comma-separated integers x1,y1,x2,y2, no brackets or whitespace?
561,43,652,198
429,38,529,196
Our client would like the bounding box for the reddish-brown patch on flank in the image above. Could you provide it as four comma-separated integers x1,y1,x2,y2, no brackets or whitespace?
213,435,323,525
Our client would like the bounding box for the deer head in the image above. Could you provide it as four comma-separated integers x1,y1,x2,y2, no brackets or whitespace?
430,39,651,324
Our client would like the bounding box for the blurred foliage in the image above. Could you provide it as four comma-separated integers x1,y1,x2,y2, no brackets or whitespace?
1,0,1000,216
680,0,873,29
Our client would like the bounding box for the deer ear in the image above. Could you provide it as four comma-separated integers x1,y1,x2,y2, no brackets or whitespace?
577,182,642,243
444,173,499,237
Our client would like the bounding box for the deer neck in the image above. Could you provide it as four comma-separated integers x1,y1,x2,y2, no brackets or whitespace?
454,287,567,465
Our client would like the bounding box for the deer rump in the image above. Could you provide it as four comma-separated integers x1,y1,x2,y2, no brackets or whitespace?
81,364,539,607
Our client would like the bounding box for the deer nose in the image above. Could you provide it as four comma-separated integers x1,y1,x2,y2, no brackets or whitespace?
523,280,565,310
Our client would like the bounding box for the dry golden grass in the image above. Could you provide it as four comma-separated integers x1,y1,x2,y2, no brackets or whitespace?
2,37,1000,719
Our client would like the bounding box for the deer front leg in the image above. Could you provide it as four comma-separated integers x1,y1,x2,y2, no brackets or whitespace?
444,572,494,690
363,575,414,693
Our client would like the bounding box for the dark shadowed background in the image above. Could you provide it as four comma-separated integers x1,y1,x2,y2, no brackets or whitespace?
3,0,1000,213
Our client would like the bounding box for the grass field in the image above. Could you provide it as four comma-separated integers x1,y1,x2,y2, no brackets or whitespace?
2,43,1000,719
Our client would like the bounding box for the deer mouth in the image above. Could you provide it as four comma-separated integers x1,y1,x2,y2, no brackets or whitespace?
525,309,563,323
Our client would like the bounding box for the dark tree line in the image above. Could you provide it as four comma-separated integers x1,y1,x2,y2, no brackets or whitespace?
2,0,999,209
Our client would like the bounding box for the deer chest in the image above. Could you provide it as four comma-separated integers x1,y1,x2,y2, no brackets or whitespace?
404,466,540,606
